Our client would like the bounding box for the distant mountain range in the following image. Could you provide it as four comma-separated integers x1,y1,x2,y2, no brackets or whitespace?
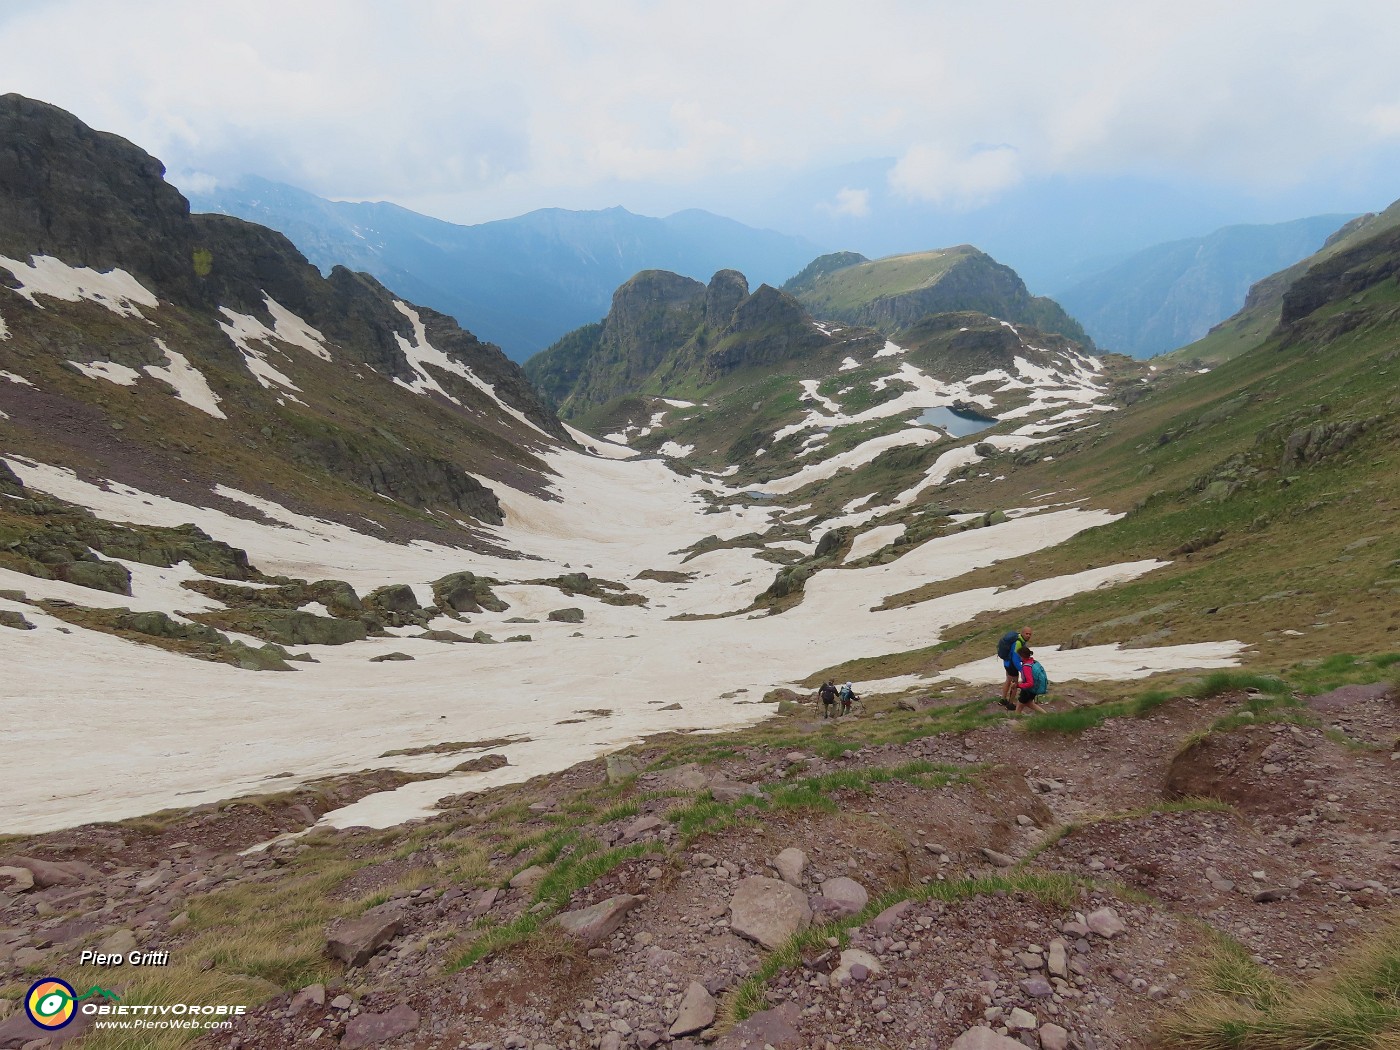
1054,215,1356,357
185,177,821,361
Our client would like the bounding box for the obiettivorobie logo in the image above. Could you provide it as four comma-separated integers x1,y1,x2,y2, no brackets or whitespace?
24,978,122,1029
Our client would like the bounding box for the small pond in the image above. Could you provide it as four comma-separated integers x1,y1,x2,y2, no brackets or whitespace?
917,405,998,437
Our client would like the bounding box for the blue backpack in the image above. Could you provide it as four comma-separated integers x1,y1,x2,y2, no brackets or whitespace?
1031,662,1049,696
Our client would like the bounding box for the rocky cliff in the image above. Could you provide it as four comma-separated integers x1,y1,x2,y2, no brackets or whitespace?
784,246,1091,347
0,94,565,543
525,268,841,416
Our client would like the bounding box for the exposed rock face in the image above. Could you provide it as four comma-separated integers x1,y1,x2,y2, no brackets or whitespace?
729,875,811,949
705,268,749,330
432,571,507,613
1282,223,1400,325
0,93,200,302
525,268,836,414
0,93,566,543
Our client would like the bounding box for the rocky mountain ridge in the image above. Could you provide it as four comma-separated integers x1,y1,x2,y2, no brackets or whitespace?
0,93,564,544
187,176,822,360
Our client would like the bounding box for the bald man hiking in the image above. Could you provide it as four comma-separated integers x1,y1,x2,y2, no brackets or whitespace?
997,626,1033,709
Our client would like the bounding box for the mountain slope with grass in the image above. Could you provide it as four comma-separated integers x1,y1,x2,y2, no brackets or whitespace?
0,92,565,548
783,247,1092,346
187,176,821,361
1166,196,1400,365
1055,214,1354,358
2,93,1397,1050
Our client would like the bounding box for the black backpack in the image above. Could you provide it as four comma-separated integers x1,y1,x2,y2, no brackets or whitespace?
819,683,837,703
996,630,1020,660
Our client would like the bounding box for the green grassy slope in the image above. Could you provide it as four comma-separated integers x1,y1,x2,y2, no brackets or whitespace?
1164,197,1400,366
784,246,1092,346
886,222,1400,678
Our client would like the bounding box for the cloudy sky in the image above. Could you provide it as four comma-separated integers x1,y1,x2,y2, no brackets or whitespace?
6,0,1400,282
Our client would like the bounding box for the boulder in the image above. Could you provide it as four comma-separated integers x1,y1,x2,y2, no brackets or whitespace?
729,876,811,949
872,899,913,936
771,847,807,886
0,866,35,892
1085,906,1126,938
1,855,83,888
981,847,1016,867
341,1004,420,1049
548,607,585,623
553,894,642,946
652,763,709,791
622,815,664,841
509,866,547,890
949,1027,1028,1050
1040,1023,1070,1050
669,981,717,1036
813,876,868,916
0,610,35,630
432,571,507,614
326,906,403,967
100,928,138,956
369,651,414,662
606,754,641,784
712,1002,801,1049
709,779,763,804
454,753,508,773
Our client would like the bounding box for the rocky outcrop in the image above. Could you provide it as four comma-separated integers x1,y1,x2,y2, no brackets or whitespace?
786,245,1091,346
432,571,507,613
1281,223,1400,326
326,906,403,967
525,268,837,414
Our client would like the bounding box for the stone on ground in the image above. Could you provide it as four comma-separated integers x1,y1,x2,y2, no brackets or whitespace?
729,876,811,949
509,865,547,889
326,906,403,967
814,876,868,916
713,1002,801,1049
872,899,913,935
669,981,717,1036
832,948,881,985
949,1027,1028,1050
553,894,642,946
341,1004,420,1049
1040,1022,1070,1050
771,847,807,886
1085,906,1126,938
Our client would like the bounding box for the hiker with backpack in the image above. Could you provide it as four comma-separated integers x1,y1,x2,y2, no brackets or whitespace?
818,680,838,719
838,681,860,716
1014,648,1050,714
996,626,1033,708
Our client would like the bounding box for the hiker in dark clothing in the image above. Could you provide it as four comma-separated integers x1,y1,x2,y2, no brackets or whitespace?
997,626,1033,708
818,680,838,719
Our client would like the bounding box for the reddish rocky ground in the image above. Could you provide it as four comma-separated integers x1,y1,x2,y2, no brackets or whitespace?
1,685,1396,1050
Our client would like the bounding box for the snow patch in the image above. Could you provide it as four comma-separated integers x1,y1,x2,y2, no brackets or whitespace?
658,441,695,458
69,360,141,386
563,424,638,460
0,255,158,319
143,340,226,419
1,370,34,387
839,356,860,372
392,301,552,438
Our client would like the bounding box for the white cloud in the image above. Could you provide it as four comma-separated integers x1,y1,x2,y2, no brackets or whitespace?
2,1,1399,221
821,187,871,218
888,145,1024,208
